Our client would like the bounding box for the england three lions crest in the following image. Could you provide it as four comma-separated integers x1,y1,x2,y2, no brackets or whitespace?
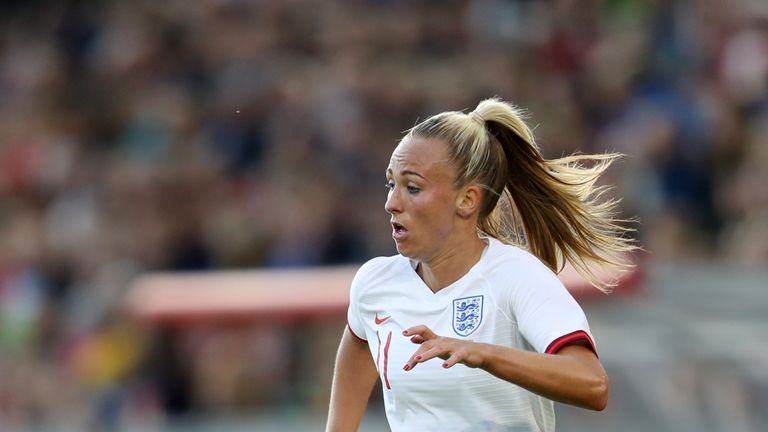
452,295,483,337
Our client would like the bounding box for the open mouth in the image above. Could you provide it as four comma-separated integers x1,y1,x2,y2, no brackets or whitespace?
391,221,407,238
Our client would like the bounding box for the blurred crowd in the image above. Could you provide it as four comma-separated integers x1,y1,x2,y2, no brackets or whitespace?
1,0,767,429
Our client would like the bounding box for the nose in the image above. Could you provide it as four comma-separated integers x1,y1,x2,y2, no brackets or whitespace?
384,188,402,215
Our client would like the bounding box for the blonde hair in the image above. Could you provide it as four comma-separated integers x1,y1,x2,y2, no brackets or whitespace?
406,97,637,292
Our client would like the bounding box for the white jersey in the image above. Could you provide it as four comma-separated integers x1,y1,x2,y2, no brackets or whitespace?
347,237,596,432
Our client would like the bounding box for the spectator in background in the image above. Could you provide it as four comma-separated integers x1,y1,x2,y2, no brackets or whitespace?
0,0,766,429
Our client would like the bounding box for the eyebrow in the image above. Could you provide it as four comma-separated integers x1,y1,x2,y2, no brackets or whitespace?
386,168,426,179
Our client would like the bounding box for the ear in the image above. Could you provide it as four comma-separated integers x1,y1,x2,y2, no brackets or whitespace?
455,184,482,219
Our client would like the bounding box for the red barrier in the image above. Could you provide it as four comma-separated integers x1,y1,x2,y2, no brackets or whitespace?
126,258,643,325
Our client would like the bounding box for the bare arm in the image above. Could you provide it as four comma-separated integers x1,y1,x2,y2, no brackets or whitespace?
326,327,379,432
402,326,608,411
477,343,608,410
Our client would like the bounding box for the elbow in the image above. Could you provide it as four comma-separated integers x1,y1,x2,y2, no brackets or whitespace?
588,373,609,411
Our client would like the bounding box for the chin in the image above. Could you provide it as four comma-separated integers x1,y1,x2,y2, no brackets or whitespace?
395,243,426,262
394,243,416,258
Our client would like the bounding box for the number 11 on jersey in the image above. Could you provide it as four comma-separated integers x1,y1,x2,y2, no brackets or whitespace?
376,330,393,390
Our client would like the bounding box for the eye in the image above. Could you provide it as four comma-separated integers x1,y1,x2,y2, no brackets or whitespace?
385,181,395,191
407,186,421,194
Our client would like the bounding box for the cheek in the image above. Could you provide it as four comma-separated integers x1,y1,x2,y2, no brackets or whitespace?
415,192,455,232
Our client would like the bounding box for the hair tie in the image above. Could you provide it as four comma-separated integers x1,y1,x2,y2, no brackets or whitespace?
468,111,485,125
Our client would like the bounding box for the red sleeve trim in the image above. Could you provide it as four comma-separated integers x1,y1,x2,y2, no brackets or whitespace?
347,323,367,343
545,330,597,357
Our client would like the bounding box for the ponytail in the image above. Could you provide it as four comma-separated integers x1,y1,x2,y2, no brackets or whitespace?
408,98,637,292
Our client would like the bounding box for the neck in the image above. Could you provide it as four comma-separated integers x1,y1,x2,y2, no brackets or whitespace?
417,235,487,293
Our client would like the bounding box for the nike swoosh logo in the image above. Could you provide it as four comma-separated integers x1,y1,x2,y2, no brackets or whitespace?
374,313,391,325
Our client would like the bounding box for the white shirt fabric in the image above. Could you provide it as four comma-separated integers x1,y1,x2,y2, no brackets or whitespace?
347,237,596,432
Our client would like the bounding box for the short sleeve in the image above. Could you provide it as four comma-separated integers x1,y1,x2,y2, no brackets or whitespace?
346,262,370,343
510,262,597,356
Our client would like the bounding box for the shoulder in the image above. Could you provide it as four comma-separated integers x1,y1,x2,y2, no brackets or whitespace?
483,238,557,281
350,254,408,295
354,255,404,279
481,238,566,301
483,240,581,325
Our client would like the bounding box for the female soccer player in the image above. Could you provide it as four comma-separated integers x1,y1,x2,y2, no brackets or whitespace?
326,98,635,431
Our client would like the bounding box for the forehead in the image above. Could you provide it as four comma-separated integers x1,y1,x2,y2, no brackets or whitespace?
388,137,454,180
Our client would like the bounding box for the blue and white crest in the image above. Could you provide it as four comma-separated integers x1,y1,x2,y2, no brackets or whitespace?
452,295,483,337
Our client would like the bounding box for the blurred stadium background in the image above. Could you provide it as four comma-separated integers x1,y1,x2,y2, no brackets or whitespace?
1,0,767,431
